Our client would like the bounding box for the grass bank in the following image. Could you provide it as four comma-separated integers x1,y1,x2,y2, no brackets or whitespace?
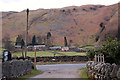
37,61,87,65
12,69,43,80
78,67,89,80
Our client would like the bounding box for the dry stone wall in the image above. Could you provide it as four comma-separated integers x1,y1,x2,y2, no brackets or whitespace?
86,61,120,80
2,59,32,79
27,56,88,62
0,54,2,80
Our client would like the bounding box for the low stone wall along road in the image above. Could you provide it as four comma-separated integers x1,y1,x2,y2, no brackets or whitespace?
28,63,86,79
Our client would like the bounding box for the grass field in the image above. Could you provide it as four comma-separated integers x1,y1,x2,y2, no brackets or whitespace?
12,51,86,57
81,46,94,51
2,45,93,57
12,51,61,57
56,51,86,56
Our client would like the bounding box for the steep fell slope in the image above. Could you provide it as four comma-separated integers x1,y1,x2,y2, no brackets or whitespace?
2,3,118,46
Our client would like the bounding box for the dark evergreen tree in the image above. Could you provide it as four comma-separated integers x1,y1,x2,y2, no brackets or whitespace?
96,36,99,42
64,36,68,46
47,32,51,39
21,39,25,57
21,39,25,48
32,35,36,46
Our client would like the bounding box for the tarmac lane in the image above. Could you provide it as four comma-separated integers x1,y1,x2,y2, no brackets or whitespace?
27,63,86,79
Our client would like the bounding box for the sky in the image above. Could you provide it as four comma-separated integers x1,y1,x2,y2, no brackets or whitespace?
0,0,119,12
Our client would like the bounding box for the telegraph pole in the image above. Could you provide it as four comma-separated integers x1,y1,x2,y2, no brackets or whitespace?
118,25,120,41
117,2,120,41
25,8,29,57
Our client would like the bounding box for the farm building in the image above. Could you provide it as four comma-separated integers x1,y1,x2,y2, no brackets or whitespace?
49,46,62,50
61,47,69,51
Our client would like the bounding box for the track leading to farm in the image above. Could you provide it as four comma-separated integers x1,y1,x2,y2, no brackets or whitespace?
28,63,86,79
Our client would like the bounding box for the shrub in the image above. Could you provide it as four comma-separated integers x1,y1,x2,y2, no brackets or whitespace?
99,22,105,33
87,37,120,64
95,36,99,42
61,9,65,12
98,6,104,8
80,29,84,31
90,7,96,10
82,9,88,12
73,8,77,11
104,16,110,21
78,33,80,35
87,49,95,60
101,37,120,64
100,22,104,28
67,9,71,13
100,26,105,33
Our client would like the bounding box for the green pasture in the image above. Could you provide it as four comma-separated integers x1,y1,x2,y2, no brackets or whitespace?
81,46,94,51
12,51,86,57
12,51,61,57
56,51,86,56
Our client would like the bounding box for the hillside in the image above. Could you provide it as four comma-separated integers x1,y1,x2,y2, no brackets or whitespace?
2,3,119,46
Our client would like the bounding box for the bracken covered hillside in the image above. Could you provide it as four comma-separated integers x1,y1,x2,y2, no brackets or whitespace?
2,3,119,46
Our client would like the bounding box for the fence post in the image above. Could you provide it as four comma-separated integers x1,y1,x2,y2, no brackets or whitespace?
98,55,99,63
94,54,97,63
100,54,102,63
103,55,105,63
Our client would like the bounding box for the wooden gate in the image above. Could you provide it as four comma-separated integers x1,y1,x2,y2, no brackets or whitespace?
94,53,104,63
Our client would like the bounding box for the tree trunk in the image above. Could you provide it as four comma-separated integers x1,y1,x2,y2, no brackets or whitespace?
22,48,24,58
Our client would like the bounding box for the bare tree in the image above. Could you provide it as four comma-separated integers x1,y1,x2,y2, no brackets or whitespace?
37,36,42,44
2,35,14,51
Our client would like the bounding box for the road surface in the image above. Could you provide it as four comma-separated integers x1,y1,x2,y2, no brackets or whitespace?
28,63,86,79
